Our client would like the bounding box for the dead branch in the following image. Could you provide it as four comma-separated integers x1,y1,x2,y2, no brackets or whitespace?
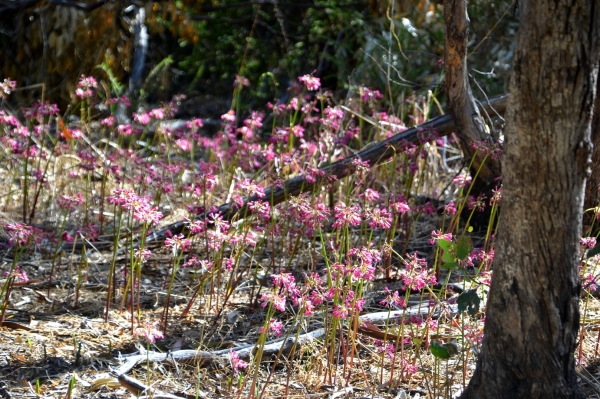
443,0,502,188
111,302,460,376
141,94,507,247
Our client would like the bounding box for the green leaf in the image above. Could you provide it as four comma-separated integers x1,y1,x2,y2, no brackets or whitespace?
441,262,459,270
430,341,451,359
437,239,454,251
442,252,455,263
457,289,481,316
438,239,457,262
456,236,472,260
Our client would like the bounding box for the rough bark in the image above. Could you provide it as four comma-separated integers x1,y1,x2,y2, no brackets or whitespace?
460,1,599,398
444,0,502,192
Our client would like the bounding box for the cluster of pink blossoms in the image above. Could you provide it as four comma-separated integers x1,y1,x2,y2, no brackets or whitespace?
332,290,365,320
0,78,16,99
6,222,35,246
358,86,383,102
401,252,437,291
332,202,361,228
133,320,164,344
380,287,406,309
57,192,84,212
107,188,163,225
230,350,248,374
75,75,97,99
298,74,321,91
4,265,29,283
165,233,191,253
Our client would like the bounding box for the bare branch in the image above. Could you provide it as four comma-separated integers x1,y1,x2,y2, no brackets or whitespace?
443,0,501,188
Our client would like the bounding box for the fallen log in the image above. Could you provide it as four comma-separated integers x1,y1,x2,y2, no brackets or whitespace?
141,94,507,246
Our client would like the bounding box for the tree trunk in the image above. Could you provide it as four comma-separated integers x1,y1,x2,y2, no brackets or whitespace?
460,1,599,398
444,0,502,193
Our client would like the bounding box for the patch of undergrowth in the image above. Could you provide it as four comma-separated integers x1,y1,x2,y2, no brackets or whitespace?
0,74,598,399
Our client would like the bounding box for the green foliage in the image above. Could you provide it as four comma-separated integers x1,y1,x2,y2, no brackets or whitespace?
437,236,472,270
457,289,481,316
170,0,369,105
431,340,458,359
96,54,125,97
431,341,451,359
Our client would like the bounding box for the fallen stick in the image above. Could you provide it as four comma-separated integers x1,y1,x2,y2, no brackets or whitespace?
111,301,459,375
141,94,508,246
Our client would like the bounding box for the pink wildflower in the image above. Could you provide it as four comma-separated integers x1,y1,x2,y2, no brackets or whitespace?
57,193,84,212
237,179,265,198
117,124,134,135
100,115,115,127
149,108,165,120
234,75,250,88
290,124,304,137
248,200,270,220
185,118,203,130
133,320,164,344
401,252,436,291
6,222,34,246
230,350,248,374
134,112,151,125
380,288,406,309
4,265,28,283
332,202,361,228
298,74,321,91
1,78,17,98
221,110,236,123
135,248,152,263
359,86,384,102
581,237,597,250
260,293,286,312
367,207,392,229
444,202,457,216
361,188,380,202
175,138,192,151
165,234,191,253
467,194,487,212
332,304,349,320
75,75,97,99
453,174,472,188
428,230,453,245
269,318,283,337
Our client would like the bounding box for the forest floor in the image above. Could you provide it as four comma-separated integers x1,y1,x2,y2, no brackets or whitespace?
2,214,600,399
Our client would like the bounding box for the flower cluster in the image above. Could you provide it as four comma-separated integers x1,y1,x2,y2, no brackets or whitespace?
75,75,97,99
400,252,437,291
298,74,321,91
133,320,164,344
0,78,16,99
